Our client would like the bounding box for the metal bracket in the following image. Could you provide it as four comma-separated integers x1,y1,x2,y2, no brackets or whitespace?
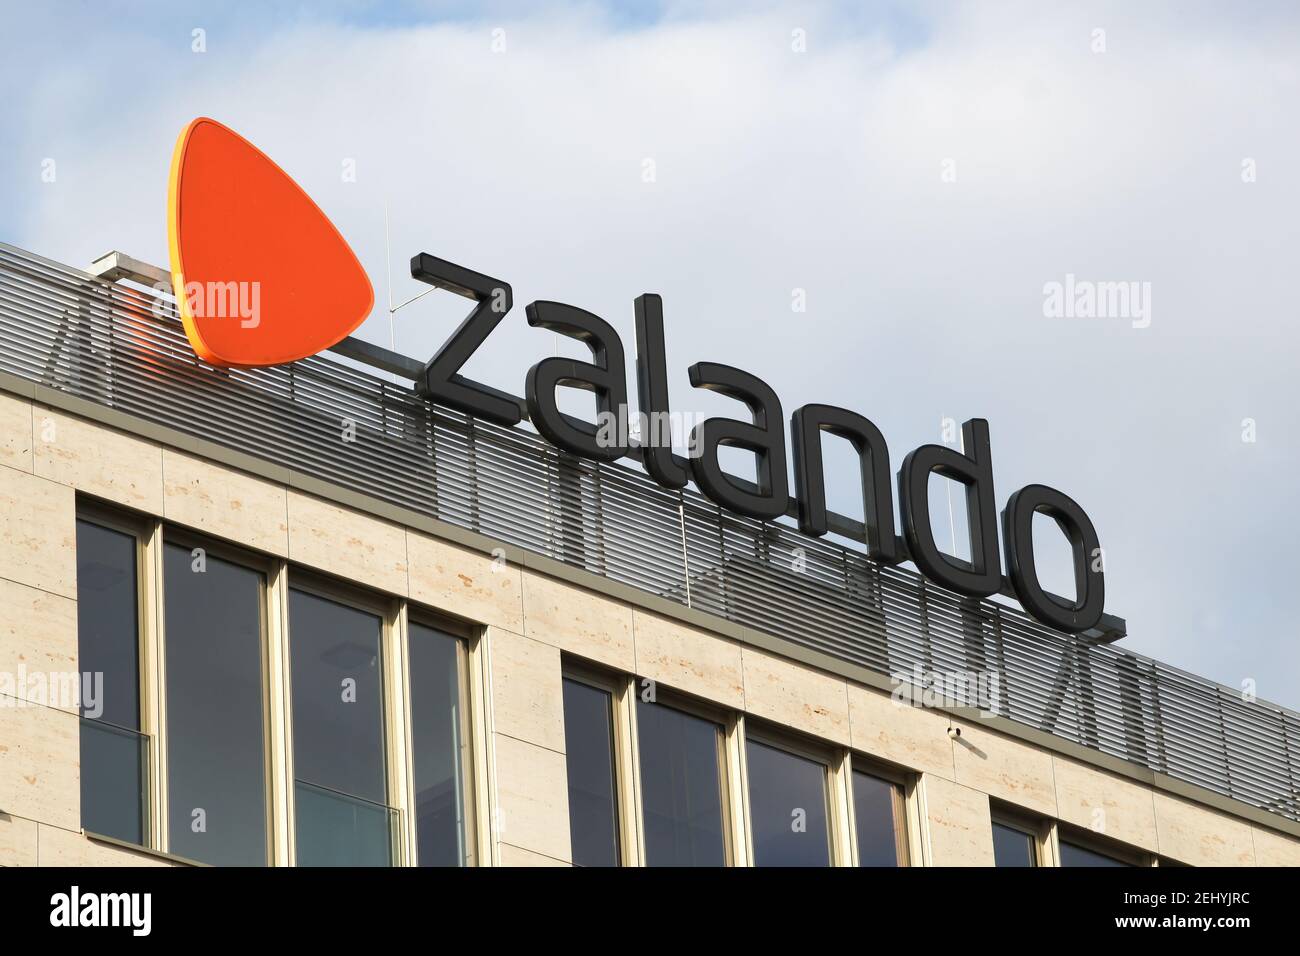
89,251,172,289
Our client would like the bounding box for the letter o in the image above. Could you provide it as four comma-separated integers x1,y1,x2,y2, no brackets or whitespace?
1002,484,1105,633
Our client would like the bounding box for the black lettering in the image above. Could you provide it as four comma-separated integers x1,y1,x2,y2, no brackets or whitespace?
525,301,629,461
633,294,689,489
412,252,522,426
1002,484,1105,632
687,362,788,521
897,419,1000,597
791,404,898,563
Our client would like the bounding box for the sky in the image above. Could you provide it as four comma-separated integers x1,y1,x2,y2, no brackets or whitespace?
2,1,1298,708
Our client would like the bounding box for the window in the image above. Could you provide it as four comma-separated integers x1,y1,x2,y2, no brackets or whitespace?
74,504,487,867
562,674,621,867
407,620,473,866
745,735,832,867
991,814,1145,868
162,540,269,866
1059,833,1136,867
75,517,147,845
852,767,908,866
289,585,394,866
636,697,729,866
992,819,1039,866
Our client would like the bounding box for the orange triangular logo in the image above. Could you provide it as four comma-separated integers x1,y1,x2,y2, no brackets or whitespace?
167,117,374,368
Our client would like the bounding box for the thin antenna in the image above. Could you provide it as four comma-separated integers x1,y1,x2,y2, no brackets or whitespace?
384,201,397,383
384,200,394,316
946,419,962,561
946,478,958,557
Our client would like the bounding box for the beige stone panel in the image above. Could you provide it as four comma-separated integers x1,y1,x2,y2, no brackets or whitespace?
498,843,570,867
0,579,78,714
0,392,33,473
286,491,408,594
33,410,163,513
740,646,850,745
492,733,571,863
407,532,523,631
0,467,76,598
1251,825,1300,867
1153,792,1256,866
847,682,955,779
0,813,38,866
0,700,79,830
488,629,565,753
521,572,634,672
1052,757,1158,852
36,825,174,866
162,449,288,555
919,773,995,865
633,611,744,710
951,722,1057,817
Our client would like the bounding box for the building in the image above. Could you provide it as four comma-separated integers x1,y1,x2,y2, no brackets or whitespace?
0,241,1297,867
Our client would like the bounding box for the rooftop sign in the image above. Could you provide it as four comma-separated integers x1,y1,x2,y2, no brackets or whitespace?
163,118,1106,634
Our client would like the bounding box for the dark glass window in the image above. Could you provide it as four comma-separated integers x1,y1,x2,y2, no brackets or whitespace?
636,698,727,866
1060,839,1131,867
853,770,903,866
408,622,470,866
76,519,146,844
163,543,268,865
746,738,832,866
562,677,620,867
992,820,1038,866
289,587,392,866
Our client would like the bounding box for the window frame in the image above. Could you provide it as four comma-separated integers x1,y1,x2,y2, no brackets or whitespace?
559,661,636,867
402,606,478,867
283,566,401,866
845,753,912,867
990,804,1054,867
75,501,156,849
742,721,840,867
631,685,737,867
156,525,276,864
1057,823,1151,868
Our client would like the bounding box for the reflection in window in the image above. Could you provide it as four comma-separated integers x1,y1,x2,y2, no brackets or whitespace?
1060,839,1130,867
636,699,727,866
76,519,146,844
853,769,904,866
562,677,620,867
992,820,1038,866
163,543,268,865
746,738,832,866
408,622,470,866
289,588,392,866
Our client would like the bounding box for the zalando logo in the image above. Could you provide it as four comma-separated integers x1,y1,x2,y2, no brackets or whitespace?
156,118,1108,635
167,117,372,365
